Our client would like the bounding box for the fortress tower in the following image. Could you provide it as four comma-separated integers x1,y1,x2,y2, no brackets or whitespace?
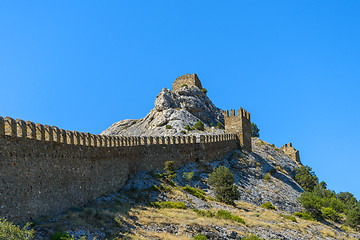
280,143,301,164
172,73,203,92
223,107,252,152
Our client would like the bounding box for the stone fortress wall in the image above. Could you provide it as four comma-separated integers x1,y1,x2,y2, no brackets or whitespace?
280,143,301,164
222,107,252,152
172,73,203,92
0,116,240,222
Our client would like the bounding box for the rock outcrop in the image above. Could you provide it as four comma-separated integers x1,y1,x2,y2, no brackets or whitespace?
101,85,224,136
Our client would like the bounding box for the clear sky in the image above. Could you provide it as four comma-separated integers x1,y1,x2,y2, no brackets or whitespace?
1,1,359,198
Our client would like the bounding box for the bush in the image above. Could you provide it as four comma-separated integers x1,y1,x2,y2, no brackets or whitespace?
201,88,208,94
251,123,260,137
0,218,34,240
165,125,172,129
260,202,276,210
215,210,245,224
181,130,186,134
184,124,192,131
294,166,319,192
298,192,323,218
345,205,360,229
181,84,188,87
150,201,186,209
321,207,340,222
182,186,206,200
263,173,271,182
182,172,194,183
164,161,176,180
216,122,223,129
193,209,215,218
208,166,239,205
193,121,205,131
280,214,297,222
293,212,315,220
193,234,207,240
51,232,79,240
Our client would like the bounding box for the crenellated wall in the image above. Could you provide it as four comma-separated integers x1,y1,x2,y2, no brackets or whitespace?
280,143,301,164
0,116,239,222
223,107,252,152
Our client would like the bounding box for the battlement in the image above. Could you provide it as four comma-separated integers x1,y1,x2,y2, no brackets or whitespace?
280,142,301,164
223,107,252,152
222,107,250,121
0,116,236,147
172,73,203,92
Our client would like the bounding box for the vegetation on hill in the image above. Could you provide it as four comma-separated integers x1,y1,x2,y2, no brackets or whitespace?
251,123,260,137
208,166,240,205
294,165,360,229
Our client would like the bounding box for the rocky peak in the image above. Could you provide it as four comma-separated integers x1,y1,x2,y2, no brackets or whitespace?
101,75,224,136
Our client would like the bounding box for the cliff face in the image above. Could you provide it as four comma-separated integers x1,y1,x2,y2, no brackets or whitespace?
101,86,224,136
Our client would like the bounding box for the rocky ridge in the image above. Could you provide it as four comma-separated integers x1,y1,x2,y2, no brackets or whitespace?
101,86,225,136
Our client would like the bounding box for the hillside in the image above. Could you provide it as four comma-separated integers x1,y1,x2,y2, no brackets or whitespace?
30,138,360,239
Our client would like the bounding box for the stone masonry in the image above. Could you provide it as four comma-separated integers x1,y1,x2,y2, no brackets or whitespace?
172,73,203,92
222,108,252,152
0,116,239,222
280,143,301,164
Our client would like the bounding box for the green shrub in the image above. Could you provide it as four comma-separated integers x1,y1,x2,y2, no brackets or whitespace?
294,166,319,192
193,209,215,218
165,125,172,129
263,173,271,182
298,192,323,218
293,212,315,220
345,205,360,229
321,207,340,222
184,125,192,131
0,218,34,240
251,123,260,137
193,234,207,240
182,172,194,183
51,232,78,240
181,130,186,134
210,123,214,127
208,166,239,205
201,88,208,94
260,202,276,210
215,210,245,224
181,84,188,87
216,122,223,129
150,201,186,209
193,121,205,131
242,235,263,240
164,161,176,180
279,213,297,222
182,186,206,200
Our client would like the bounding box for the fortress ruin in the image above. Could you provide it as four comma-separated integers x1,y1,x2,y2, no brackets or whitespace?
0,73,300,222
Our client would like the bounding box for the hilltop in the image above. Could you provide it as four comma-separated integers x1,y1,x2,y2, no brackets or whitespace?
101,74,225,137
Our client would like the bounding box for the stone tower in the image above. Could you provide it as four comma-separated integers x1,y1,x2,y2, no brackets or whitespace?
223,107,252,152
172,73,203,92
280,143,301,164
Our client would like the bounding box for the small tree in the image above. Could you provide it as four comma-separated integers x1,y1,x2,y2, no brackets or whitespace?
251,123,260,137
193,121,205,131
208,166,239,205
294,165,319,192
164,161,176,180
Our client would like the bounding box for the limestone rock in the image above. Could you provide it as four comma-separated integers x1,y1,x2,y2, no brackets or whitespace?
101,85,224,136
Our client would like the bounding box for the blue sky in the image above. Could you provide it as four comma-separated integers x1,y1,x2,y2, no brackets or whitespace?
1,1,359,198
